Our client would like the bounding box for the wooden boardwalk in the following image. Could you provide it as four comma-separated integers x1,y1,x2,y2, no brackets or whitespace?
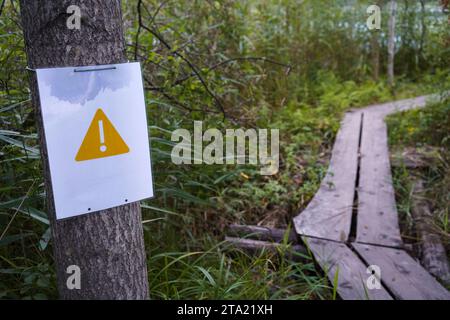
294,95,450,300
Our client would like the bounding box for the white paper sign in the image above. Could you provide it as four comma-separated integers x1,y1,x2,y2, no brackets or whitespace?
36,62,153,219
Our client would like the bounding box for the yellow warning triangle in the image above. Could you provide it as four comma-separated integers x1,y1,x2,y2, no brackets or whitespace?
75,108,129,162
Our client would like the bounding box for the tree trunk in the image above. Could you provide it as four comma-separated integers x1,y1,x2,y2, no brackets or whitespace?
387,0,397,87
19,0,149,300
371,31,380,81
370,1,382,81
418,0,426,70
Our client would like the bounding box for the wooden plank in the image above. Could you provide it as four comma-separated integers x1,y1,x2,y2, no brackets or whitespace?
224,237,307,262
410,177,450,285
390,146,441,169
353,243,450,300
356,111,403,247
356,95,430,246
227,224,298,243
294,111,362,242
363,95,428,117
386,95,427,115
304,237,393,300
294,96,430,243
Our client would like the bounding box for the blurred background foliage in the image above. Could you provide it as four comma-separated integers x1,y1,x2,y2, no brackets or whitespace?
0,0,449,299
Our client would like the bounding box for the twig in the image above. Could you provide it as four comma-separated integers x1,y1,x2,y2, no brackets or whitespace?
0,180,36,241
210,57,291,72
137,3,227,118
143,75,218,114
0,0,6,17
172,56,292,86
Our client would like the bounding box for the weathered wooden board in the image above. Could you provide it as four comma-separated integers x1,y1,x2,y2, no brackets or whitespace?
292,95,448,300
304,237,393,300
224,237,307,262
363,95,428,117
294,111,362,242
356,111,403,247
356,95,430,246
410,177,450,285
387,95,428,115
227,224,298,243
390,146,442,169
353,243,450,300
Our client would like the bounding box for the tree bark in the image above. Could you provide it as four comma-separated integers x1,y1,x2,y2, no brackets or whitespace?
371,31,380,81
19,0,149,299
418,0,426,69
370,0,382,81
387,0,397,87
